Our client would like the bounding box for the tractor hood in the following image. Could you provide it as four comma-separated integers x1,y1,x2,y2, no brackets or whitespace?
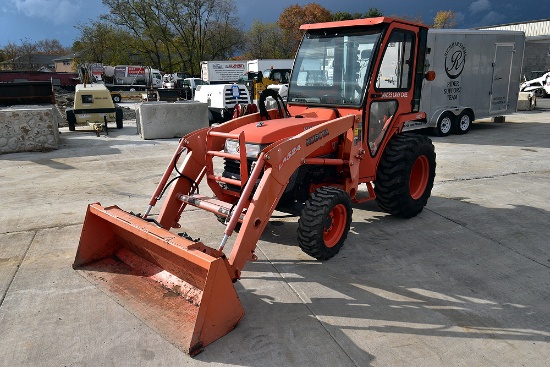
229,109,339,144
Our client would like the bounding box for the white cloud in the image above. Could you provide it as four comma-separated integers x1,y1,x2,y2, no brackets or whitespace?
469,0,491,14
479,10,506,25
11,0,82,25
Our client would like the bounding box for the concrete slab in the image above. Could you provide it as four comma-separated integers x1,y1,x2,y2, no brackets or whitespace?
1,102,550,366
0,105,61,154
136,101,208,139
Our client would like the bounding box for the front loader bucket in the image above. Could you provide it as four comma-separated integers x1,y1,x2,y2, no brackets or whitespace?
73,203,244,355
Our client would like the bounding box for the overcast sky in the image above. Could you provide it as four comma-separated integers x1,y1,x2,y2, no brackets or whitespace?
1,0,549,48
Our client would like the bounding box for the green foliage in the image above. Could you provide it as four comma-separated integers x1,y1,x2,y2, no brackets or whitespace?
242,20,286,59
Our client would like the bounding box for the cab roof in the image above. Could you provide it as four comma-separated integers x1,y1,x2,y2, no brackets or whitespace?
300,16,427,31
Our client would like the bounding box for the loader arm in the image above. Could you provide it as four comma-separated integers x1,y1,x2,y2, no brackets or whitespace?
226,114,361,277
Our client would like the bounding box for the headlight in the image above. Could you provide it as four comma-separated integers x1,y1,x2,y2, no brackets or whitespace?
224,139,266,158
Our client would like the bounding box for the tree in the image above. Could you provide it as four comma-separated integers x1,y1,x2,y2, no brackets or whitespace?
73,20,136,65
2,42,20,69
432,10,457,29
36,39,68,55
243,20,285,59
389,13,426,25
101,0,170,70
364,8,383,18
18,38,38,69
277,3,332,57
332,8,383,21
100,0,245,75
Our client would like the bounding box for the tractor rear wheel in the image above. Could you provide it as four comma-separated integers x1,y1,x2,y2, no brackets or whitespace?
374,133,436,218
297,187,352,260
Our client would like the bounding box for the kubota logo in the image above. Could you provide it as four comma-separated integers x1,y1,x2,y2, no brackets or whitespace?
444,42,466,79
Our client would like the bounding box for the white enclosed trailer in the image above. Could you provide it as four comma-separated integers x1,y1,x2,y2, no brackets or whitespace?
403,29,525,136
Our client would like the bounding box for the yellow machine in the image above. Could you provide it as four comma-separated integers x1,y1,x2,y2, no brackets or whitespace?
239,68,291,101
66,83,123,135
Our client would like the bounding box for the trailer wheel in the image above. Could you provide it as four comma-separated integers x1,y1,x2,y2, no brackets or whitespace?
375,134,436,218
116,108,124,129
454,110,473,135
297,187,352,260
112,94,121,103
433,112,454,137
66,108,76,131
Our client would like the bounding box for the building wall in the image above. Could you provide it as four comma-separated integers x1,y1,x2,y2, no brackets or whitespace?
55,60,75,72
522,42,550,80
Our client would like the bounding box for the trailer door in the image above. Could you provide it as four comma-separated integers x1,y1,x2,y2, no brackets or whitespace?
490,43,515,114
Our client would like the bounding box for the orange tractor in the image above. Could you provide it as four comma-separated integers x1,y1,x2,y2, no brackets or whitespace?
74,17,436,355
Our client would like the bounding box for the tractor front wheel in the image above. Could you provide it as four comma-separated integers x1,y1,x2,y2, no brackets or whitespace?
298,187,352,260
375,133,436,218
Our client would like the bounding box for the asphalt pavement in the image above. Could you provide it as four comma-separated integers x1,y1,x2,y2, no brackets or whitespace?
1,100,549,366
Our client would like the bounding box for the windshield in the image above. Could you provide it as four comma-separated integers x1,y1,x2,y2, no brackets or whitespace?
288,27,382,106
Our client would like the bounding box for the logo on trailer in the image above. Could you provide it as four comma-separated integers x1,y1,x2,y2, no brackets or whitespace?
444,42,466,79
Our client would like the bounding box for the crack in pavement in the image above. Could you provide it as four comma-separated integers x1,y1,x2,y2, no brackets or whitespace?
0,231,36,308
437,169,550,184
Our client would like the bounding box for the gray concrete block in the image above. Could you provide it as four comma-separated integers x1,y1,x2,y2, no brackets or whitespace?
136,101,208,139
517,92,535,111
0,105,61,154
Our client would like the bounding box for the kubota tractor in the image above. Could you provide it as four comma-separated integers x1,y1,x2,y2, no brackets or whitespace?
74,17,436,355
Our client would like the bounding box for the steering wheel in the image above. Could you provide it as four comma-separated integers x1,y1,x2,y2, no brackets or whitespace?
258,88,291,120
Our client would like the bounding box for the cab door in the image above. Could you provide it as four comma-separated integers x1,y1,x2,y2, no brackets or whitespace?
365,26,418,157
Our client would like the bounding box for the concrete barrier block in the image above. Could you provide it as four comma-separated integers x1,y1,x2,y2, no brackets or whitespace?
517,92,535,111
136,101,208,139
0,105,61,154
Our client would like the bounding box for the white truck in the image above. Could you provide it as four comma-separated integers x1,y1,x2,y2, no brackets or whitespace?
402,29,525,136
247,59,294,73
520,72,550,98
102,65,162,91
193,83,251,125
200,61,248,84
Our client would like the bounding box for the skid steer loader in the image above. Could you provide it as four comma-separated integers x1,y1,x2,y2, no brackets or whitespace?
74,17,437,355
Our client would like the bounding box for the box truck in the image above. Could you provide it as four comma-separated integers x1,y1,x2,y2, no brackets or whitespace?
200,61,247,84
402,29,525,136
247,59,294,73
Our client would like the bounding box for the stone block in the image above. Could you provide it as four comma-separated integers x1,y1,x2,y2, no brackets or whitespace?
517,92,535,111
0,105,61,154
136,101,208,139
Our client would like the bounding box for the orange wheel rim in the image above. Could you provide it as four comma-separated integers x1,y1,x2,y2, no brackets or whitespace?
410,155,429,200
324,204,347,248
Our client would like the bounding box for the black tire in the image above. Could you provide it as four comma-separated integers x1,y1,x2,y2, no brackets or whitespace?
374,134,436,218
454,110,473,135
66,109,76,131
112,94,122,103
207,109,215,125
433,111,454,137
116,108,123,129
297,187,352,260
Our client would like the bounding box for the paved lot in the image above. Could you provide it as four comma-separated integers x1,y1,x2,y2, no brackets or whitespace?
1,102,549,366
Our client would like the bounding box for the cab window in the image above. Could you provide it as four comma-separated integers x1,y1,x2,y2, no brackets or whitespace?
375,30,415,90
